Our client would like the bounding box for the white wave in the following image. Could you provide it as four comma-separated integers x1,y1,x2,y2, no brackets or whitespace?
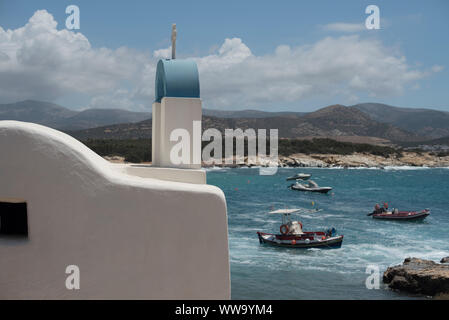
325,166,432,170
210,165,448,171
231,165,262,169
347,167,381,170
383,166,430,171
312,166,381,170
204,166,229,171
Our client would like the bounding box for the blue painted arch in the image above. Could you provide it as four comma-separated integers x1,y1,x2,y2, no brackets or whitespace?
155,59,200,103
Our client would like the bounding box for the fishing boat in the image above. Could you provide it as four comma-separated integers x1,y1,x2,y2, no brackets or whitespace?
257,208,343,248
368,209,430,221
286,173,311,181
289,180,332,193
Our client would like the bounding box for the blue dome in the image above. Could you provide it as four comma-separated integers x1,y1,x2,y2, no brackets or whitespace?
155,59,200,103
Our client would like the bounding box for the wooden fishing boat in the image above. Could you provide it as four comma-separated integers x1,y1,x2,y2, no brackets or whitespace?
257,231,344,248
257,208,343,249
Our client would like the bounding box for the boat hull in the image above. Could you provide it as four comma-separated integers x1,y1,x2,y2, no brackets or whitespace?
290,185,332,193
371,209,430,221
257,232,343,248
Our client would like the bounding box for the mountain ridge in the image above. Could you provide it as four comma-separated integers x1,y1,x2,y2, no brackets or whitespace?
1,100,448,144
0,100,150,130
67,105,424,143
352,103,449,138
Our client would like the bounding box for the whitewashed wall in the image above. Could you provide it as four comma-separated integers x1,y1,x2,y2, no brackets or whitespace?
0,121,230,299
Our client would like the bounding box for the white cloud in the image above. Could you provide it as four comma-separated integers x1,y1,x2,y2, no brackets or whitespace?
0,10,151,110
88,89,146,111
195,35,434,107
323,22,366,33
431,65,444,73
153,46,171,59
0,10,440,111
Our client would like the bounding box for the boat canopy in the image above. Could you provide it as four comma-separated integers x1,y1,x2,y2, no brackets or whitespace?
308,180,319,188
268,208,323,215
269,208,303,215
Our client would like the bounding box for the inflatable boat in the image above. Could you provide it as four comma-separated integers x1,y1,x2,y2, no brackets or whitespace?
286,173,311,181
368,209,430,220
289,180,332,193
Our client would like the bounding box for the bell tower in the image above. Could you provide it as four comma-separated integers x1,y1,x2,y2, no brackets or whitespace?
152,24,202,169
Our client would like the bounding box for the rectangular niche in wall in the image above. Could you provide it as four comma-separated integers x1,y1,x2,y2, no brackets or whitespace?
0,199,28,237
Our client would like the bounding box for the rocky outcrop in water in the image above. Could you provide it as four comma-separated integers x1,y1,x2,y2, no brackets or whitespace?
201,152,449,168
383,257,449,296
278,152,449,168
441,257,449,264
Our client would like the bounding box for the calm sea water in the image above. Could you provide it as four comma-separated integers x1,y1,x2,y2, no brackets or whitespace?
207,167,449,299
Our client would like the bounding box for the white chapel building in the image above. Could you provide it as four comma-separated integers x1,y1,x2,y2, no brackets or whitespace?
0,27,230,299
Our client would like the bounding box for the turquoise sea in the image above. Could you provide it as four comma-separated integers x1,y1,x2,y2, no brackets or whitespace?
207,167,449,299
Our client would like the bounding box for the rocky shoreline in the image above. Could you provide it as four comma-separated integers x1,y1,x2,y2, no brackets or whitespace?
276,152,449,168
383,257,449,297
201,152,449,168
105,151,449,168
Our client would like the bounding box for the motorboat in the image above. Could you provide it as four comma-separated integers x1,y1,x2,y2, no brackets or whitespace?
257,208,343,248
368,208,430,221
289,180,332,194
286,173,311,181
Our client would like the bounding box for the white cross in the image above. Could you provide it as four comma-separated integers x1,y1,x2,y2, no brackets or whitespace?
171,24,177,59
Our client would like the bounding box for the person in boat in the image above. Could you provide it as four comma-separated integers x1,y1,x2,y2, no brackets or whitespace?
372,203,386,215
285,220,304,235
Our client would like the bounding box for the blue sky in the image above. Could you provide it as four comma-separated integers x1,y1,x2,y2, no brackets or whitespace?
0,0,448,111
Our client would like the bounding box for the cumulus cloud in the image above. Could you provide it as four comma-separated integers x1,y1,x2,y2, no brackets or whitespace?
153,46,171,59
0,10,441,111
195,35,435,107
0,10,151,110
431,65,444,73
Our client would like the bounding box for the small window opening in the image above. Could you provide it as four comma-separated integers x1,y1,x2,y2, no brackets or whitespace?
0,199,28,237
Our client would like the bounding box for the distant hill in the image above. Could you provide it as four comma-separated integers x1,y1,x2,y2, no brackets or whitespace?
69,104,424,143
0,100,77,125
400,135,449,148
69,119,153,140
201,104,422,142
0,101,307,130
0,100,150,130
427,136,449,145
2,100,448,144
298,104,421,142
54,108,150,131
352,103,449,139
203,109,306,118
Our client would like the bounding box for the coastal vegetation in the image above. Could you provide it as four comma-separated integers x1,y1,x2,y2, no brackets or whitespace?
277,138,399,157
83,139,151,163
82,138,403,163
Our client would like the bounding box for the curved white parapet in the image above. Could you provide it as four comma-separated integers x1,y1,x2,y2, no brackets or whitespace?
112,164,207,184
0,121,230,299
